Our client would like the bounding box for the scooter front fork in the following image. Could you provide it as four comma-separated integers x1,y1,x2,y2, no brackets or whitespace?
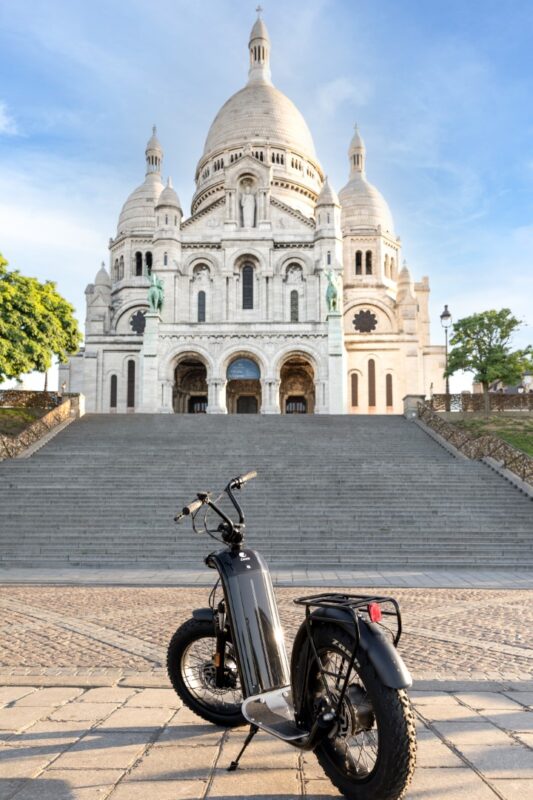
214,600,227,688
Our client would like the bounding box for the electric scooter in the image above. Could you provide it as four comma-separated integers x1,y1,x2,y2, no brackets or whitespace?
167,472,416,800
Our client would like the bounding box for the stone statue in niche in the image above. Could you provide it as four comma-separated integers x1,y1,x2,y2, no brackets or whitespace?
240,184,256,228
325,269,341,313
148,273,164,313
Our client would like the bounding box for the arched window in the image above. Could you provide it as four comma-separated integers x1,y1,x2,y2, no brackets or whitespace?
135,252,142,276
242,264,254,309
113,259,119,281
119,256,124,280
163,252,168,266
327,251,331,265
110,375,117,409
386,374,393,408
165,214,168,225
290,290,299,322
198,291,206,322
368,359,376,408
365,250,373,275
327,212,331,224
351,374,358,407
145,251,153,276
355,250,362,275
127,360,135,409
390,257,395,278
384,254,389,278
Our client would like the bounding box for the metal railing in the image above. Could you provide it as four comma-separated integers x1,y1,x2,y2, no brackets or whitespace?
0,396,73,461
429,393,533,413
418,402,533,485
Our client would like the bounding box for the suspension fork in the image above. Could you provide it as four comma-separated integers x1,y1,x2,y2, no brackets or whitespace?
214,600,228,688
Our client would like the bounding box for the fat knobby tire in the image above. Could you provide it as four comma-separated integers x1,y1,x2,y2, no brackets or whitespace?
301,624,417,800
167,617,245,728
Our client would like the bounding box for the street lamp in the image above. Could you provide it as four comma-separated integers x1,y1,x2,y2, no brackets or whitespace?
440,304,452,401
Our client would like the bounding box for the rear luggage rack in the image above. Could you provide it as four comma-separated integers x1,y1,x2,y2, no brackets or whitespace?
294,592,403,646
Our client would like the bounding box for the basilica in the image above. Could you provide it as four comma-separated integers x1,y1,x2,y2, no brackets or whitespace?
61,13,445,414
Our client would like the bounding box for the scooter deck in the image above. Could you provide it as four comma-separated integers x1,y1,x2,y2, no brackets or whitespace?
242,686,309,741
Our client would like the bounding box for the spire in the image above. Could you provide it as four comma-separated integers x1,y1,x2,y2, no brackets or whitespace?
145,125,163,176
349,123,366,177
248,7,272,85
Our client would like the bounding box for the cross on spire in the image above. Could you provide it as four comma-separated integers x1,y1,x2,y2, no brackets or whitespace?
256,4,263,15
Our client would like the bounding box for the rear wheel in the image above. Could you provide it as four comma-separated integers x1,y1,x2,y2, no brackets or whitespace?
167,618,245,727
296,624,416,800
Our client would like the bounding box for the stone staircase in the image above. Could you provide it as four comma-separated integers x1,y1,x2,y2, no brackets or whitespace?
0,414,531,569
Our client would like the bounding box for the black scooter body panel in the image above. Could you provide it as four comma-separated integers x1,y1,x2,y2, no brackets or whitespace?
207,548,290,698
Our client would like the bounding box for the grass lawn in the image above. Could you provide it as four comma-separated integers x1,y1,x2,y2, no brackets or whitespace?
0,408,47,436
453,415,533,457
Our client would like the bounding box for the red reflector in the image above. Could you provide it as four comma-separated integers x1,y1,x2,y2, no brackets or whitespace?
368,603,382,623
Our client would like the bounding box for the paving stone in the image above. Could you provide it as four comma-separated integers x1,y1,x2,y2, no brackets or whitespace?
405,767,495,799
415,730,465,768
0,687,37,706
15,688,84,707
47,730,148,771
109,779,208,799
0,751,56,779
414,698,474,722
505,691,533,709
223,730,298,770
2,720,86,752
457,744,533,779
305,776,344,797
76,687,137,704
0,707,53,732
48,703,116,723
208,766,300,797
156,718,224,748
491,778,533,799
10,769,123,799
455,691,525,711
96,706,173,731
125,688,180,708
480,709,533,734
127,744,216,781
432,720,515,746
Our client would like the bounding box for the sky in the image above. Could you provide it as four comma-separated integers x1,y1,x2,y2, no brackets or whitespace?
0,0,532,390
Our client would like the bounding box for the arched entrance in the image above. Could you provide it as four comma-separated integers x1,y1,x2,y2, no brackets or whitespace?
226,357,261,414
173,357,208,413
279,355,315,414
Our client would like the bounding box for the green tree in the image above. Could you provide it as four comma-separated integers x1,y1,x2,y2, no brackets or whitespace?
446,309,533,414
0,253,81,387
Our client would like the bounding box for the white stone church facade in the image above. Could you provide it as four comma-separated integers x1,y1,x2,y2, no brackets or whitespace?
61,14,445,415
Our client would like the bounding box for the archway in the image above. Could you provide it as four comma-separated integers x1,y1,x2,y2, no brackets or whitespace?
226,357,261,414
279,355,315,414
173,357,208,413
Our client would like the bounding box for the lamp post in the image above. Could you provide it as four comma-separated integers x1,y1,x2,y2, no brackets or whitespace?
440,304,452,409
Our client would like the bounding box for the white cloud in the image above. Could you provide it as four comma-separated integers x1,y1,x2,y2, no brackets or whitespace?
316,76,373,117
0,102,17,135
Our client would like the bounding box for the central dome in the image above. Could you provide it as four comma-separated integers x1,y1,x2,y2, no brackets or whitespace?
203,82,317,161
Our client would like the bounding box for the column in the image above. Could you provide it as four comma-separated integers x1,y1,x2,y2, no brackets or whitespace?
207,379,227,414
327,311,346,413
261,378,280,414
160,379,174,413
139,312,160,412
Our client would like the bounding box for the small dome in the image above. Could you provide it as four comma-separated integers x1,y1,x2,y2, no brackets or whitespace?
117,173,164,235
250,17,269,41
146,125,162,155
316,177,339,206
94,262,111,287
339,174,394,234
156,177,181,209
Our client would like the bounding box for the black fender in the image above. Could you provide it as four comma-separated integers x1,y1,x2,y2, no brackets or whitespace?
291,606,412,694
192,608,214,622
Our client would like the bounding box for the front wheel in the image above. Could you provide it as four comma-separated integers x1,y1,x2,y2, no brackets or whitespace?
167,618,245,727
294,624,416,800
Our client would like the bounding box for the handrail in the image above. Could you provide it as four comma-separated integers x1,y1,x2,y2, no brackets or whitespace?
418,401,533,485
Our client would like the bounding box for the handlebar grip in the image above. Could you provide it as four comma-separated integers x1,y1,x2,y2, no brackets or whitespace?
238,470,257,486
182,498,203,516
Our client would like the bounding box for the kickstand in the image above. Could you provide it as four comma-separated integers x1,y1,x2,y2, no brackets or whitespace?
227,724,259,772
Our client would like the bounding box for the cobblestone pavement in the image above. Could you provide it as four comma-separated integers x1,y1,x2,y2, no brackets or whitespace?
1,682,533,798
1,585,533,798
1,585,533,682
